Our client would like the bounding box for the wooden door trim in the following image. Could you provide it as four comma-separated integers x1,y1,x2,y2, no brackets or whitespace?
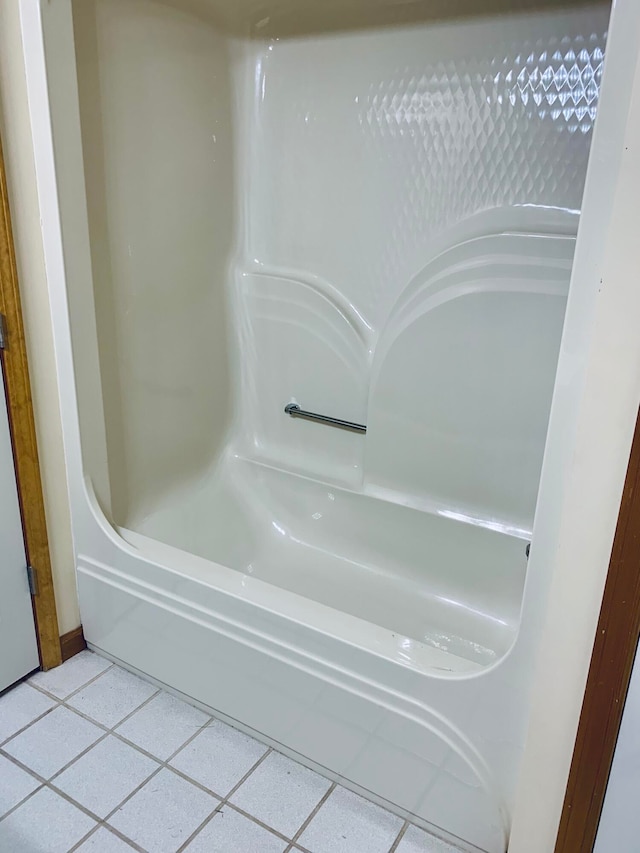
0,132,61,671
555,404,640,852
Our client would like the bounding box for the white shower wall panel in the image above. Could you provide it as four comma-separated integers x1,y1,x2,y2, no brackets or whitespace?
73,0,236,524
248,16,599,313
239,8,607,527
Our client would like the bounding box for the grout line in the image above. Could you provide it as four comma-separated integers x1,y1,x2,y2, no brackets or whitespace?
60,733,321,851
1,682,320,850
221,800,295,845
28,661,116,704
0,704,112,791
99,822,148,852
66,823,102,853
0,703,60,750
35,759,159,852
1,672,322,851
116,711,214,766
44,729,112,784
2,661,119,760
45,689,168,787
217,748,273,801
100,757,218,825
0,663,164,851
0,664,119,749
56,771,152,853
0,789,41,825
175,748,275,852
66,692,229,841
99,763,165,825
49,752,156,817
65,817,148,853
1,655,448,852
10,683,164,793
0,736,81,824
289,781,336,847
60,685,162,745
389,820,410,852
37,681,159,735
66,816,150,853
0,749,51,788
174,800,225,853
0,771,46,824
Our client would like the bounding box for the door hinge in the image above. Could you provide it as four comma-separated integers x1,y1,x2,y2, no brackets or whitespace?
0,313,6,350
26,565,38,596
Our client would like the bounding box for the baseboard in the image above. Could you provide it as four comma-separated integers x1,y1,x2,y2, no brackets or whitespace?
60,626,86,662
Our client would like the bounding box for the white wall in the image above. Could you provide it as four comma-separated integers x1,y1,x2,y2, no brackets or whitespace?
0,0,80,634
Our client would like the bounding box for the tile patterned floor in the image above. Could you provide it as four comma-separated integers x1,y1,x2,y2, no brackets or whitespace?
0,651,462,853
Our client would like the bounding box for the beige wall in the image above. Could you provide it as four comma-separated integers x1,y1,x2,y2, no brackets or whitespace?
0,0,80,634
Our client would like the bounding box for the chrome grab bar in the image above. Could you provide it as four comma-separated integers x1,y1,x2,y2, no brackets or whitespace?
284,403,366,434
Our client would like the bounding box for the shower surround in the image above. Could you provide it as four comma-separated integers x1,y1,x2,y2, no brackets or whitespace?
22,0,611,850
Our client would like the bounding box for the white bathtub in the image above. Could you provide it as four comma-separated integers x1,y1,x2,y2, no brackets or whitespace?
21,0,612,849
126,453,527,668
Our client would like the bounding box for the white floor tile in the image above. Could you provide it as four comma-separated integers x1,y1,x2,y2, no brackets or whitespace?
0,755,40,817
230,751,332,838
0,662,462,853
54,734,159,818
170,719,268,796
395,825,463,853
185,806,288,853
29,651,111,700
0,683,56,744
68,666,158,728
3,705,103,779
75,826,137,852
298,787,403,853
116,690,210,760
0,786,95,853
108,767,218,853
